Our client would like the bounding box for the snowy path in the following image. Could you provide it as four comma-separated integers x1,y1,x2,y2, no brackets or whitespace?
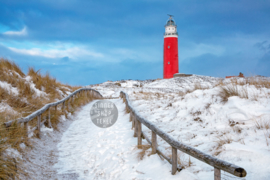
54,99,197,180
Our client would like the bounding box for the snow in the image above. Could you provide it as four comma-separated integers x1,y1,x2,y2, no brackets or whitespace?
7,75,268,179
54,99,197,179
29,82,47,97
0,80,19,95
4,148,22,159
41,126,53,132
20,143,26,149
25,75,32,82
120,80,140,88
0,102,18,114
88,76,270,179
24,75,47,97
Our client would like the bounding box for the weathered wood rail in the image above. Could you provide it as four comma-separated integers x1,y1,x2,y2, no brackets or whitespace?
4,88,103,137
120,91,247,180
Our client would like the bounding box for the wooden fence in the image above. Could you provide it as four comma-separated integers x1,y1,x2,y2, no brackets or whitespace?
4,88,103,137
3,87,247,179
120,91,247,180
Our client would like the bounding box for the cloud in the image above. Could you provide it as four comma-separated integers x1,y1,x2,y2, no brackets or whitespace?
3,26,27,36
8,46,104,59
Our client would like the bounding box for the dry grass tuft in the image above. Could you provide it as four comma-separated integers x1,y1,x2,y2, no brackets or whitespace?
217,77,270,102
193,82,209,91
255,119,270,130
246,77,270,89
219,84,239,102
134,91,166,101
0,58,25,77
216,135,233,145
219,84,249,102
232,126,242,134
209,77,269,104
213,135,233,156
167,150,193,169
137,145,151,160
114,82,121,87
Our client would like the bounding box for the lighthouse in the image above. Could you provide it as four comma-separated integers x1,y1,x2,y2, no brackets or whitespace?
163,15,179,79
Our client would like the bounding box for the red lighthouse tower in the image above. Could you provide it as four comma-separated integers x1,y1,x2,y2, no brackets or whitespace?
163,15,179,79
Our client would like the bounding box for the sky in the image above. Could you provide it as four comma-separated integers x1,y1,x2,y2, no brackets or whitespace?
0,0,270,85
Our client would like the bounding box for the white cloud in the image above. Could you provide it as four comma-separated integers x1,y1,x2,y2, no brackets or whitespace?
8,46,104,59
4,27,27,36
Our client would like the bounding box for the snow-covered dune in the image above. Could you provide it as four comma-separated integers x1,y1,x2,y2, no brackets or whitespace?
91,75,270,179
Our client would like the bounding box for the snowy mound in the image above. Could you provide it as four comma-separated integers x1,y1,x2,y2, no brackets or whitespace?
91,75,270,179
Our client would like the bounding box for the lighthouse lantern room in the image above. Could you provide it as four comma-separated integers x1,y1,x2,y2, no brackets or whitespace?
163,15,179,79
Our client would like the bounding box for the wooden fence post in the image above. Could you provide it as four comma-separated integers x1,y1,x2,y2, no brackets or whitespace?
48,107,52,128
172,147,177,175
152,131,157,154
137,120,142,146
132,113,135,129
37,115,41,138
134,118,138,137
214,168,221,180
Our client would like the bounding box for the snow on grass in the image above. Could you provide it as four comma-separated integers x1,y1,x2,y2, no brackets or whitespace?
143,75,219,91
120,80,140,88
0,102,18,114
90,75,270,179
4,148,22,159
24,76,47,97
29,82,47,97
0,81,19,95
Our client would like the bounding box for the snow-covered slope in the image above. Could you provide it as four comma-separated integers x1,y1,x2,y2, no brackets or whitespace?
90,75,270,179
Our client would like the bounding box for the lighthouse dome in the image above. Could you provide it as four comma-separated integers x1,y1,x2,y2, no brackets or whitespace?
166,19,176,26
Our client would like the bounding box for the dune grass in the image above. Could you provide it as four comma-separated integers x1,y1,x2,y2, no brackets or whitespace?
218,77,270,102
0,58,93,179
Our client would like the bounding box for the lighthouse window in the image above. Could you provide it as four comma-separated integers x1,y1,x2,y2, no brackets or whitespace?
168,46,170,49
168,62,170,64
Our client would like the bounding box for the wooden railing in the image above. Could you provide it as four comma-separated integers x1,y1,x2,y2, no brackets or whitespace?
3,87,247,179
120,91,247,180
4,88,103,137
